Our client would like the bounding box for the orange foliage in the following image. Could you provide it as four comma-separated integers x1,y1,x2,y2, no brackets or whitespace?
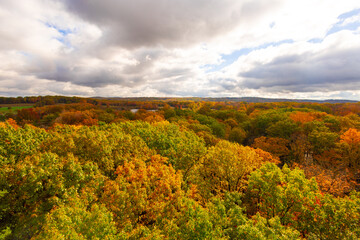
301,148,358,196
55,110,98,126
252,136,290,158
134,109,165,123
253,148,280,165
340,128,360,145
289,111,316,124
297,163,355,197
6,118,19,129
339,128,360,169
101,155,183,228
289,111,328,125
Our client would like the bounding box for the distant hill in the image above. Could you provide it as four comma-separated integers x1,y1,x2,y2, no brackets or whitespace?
93,96,358,103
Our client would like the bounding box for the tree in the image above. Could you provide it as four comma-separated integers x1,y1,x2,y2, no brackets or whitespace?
246,163,360,239
41,124,154,178
34,200,120,240
266,119,299,139
0,121,49,164
252,136,290,159
246,163,318,227
235,214,301,240
308,128,338,155
116,121,206,180
289,111,315,124
0,153,105,239
228,127,246,144
338,128,360,169
101,155,183,235
195,141,271,199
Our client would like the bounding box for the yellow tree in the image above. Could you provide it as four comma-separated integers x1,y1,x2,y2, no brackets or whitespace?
101,155,184,236
339,128,360,169
195,140,274,200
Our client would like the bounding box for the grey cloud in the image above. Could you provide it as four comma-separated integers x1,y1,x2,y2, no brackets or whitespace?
210,78,238,91
31,47,169,88
239,47,360,92
155,68,193,79
37,63,142,88
61,0,279,48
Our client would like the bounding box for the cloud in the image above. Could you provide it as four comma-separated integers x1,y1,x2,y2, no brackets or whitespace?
235,30,360,93
0,0,360,100
61,0,280,48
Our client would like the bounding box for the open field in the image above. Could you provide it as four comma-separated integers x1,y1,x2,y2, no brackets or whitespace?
0,104,34,113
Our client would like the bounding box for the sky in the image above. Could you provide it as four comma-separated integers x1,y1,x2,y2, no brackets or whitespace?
0,0,360,100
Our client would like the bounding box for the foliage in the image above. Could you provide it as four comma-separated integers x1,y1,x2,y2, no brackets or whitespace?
101,155,183,237
35,200,119,240
195,141,272,199
338,128,360,169
1,98,360,239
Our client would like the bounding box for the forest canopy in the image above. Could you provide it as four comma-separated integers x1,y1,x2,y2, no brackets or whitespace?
0,96,360,239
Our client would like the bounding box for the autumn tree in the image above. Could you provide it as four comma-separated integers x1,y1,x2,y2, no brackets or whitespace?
246,163,318,227
101,155,183,237
246,163,360,238
228,127,246,144
34,199,119,240
116,121,206,180
251,136,290,159
194,141,273,200
0,121,49,164
0,153,105,239
41,124,154,178
289,111,316,124
338,128,360,169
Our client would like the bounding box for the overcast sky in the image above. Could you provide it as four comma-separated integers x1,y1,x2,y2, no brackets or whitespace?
0,0,360,99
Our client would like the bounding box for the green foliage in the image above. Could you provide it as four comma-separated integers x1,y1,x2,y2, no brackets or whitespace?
193,114,226,137
42,124,154,178
304,192,360,240
0,152,105,239
228,127,246,144
247,163,360,239
1,100,360,239
235,214,301,240
167,198,226,240
266,119,299,139
0,227,11,240
308,128,338,154
0,123,49,164
163,108,176,119
35,200,119,240
195,140,264,199
115,121,207,179
252,109,286,136
247,163,319,226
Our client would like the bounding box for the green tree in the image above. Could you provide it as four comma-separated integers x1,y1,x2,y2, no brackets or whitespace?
228,127,246,144
0,153,104,239
195,141,266,199
115,121,206,180
247,163,318,227
35,200,120,240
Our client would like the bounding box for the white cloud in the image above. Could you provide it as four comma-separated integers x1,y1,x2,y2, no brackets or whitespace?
0,0,359,99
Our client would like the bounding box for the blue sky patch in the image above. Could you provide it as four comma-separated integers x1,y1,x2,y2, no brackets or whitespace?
45,22,73,47
308,38,323,43
45,22,73,36
326,8,360,36
18,51,31,58
204,39,294,72
338,8,360,19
